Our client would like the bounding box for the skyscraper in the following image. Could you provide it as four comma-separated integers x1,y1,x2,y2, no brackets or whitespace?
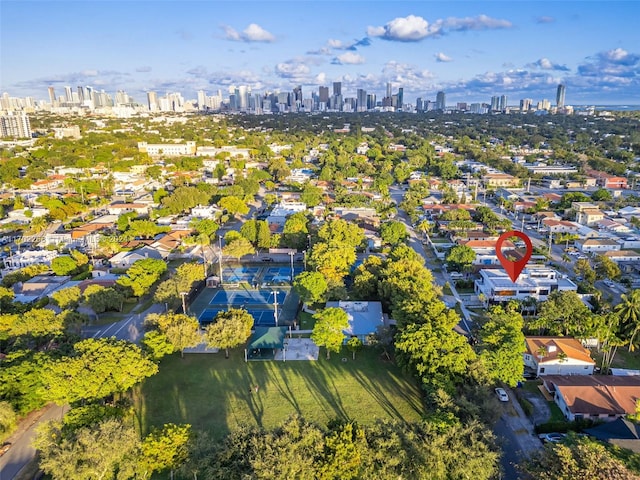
356,89,367,112
436,91,446,111
64,86,73,103
48,86,56,105
147,91,158,111
318,86,329,103
556,84,566,108
333,82,342,96
397,87,403,111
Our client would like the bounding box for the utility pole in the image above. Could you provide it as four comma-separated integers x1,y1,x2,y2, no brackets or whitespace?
218,234,223,284
289,251,295,285
274,291,279,326
180,291,188,314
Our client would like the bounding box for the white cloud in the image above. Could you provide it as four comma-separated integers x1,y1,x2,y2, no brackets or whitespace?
604,48,629,61
435,52,453,62
368,14,512,42
368,15,436,42
275,61,310,79
443,14,512,31
527,58,570,71
327,39,344,48
81,70,98,76
315,72,327,84
223,23,275,43
333,52,366,65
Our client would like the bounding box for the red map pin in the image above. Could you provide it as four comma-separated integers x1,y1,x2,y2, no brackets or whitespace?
495,230,533,282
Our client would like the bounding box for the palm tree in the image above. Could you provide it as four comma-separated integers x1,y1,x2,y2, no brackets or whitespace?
614,290,640,351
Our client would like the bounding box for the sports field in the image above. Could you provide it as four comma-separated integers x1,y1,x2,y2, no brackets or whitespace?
132,348,424,439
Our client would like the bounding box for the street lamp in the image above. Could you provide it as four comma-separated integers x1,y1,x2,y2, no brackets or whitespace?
273,290,279,326
217,234,223,285
289,251,295,284
180,291,188,314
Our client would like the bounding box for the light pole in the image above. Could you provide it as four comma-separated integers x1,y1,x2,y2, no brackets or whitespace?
218,234,223,285
273,291,279,326
180,291,188,314
289,251,295,284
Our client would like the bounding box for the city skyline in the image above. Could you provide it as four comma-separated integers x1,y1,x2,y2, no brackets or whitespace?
1,1,639,104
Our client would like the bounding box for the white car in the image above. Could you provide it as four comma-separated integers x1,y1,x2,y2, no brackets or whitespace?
495,387,509,402
538,432,566,443
604,280,615,287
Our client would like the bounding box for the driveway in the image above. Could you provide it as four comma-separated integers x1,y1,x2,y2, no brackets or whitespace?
493,387,543,479
519,386,551,427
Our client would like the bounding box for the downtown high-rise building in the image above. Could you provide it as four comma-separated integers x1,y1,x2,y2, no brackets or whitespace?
356,88,367,112
318,86,329,103
397,87,403,111
147,91,158,111
556,84,566,108
48,86,56,105
436,91,446,111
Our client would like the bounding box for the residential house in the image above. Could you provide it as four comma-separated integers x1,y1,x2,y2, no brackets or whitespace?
524,336,596,377
109,246,164,269
603,250,640,263
458,239,515,256
575,238,621,253
482,173,520,188
2,250,59,271
597,219,631,234
542,219,579,234
576,208,605,226
191,204,222,219
590,171,628,189
542,375,640,421
325,301,385,344
13,274,71,303
106,203,149,216
267,202,307,226
474,266,577,302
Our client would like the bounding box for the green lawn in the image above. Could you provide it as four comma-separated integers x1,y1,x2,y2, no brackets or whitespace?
131,347,424,440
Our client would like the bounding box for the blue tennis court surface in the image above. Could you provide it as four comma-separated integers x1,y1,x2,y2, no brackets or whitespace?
209,290,287,306
221,267,260,283
199,309,277,326
262,266,303,283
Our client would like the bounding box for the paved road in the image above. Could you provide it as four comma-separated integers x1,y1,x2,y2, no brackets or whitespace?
0,405,67,480
81,302,165,343
493,387,543,479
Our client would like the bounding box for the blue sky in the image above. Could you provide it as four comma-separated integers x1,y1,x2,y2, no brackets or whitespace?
1,1,639,104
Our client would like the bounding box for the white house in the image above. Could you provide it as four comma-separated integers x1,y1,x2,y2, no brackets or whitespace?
2,250,59,271
191,204,222,219
109,246,164,269
524,336,596,376
575,238,622,253
474,266,577,303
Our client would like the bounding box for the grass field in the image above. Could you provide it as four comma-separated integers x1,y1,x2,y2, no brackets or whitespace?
131,347,424,439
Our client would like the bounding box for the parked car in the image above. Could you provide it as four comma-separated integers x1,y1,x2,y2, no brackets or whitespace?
449,272,464,279
261,257,274,262
604,280,615,287
495,387,509,402
538,433,566,443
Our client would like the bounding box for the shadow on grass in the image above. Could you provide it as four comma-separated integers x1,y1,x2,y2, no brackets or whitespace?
132,347,423,441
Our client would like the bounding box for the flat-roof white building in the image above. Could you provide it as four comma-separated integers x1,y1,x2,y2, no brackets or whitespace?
474,265,577,303
138,141,196,157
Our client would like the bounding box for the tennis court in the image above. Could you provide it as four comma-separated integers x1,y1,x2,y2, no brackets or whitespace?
221,266,261,284
262,266,303,284
198,308,277,326
209,290,287,306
